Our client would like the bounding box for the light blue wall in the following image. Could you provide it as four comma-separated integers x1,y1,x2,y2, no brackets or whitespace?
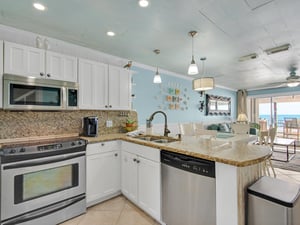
131,66,237,125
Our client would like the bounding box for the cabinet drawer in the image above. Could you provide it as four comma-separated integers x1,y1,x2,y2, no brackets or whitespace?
87,141,120,156
121,141,160,162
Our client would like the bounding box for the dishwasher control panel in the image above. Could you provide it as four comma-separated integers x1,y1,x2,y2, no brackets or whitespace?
161,150,215,178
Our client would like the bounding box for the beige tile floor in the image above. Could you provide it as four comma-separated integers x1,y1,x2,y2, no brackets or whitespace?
275,167,300,184
60,168,300,225
59,195,160,225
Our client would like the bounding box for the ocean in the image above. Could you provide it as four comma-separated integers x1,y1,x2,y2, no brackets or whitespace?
259,114,300,126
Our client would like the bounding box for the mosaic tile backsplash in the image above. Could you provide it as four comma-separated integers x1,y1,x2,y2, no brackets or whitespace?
0,110,137,139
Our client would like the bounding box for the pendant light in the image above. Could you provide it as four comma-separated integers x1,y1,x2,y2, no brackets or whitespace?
188,31,199,75
192,57,214,91
153,49,162,83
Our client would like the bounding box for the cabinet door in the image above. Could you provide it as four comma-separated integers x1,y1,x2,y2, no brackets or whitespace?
86,150,121,206
121,151,138,203
4,41,45,78
0,40,3,108
78,58,108,109
138,156,161,220
108,65,131,110
46,51,77,82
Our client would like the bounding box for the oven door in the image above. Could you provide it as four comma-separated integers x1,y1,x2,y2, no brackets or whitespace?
1,152,85,221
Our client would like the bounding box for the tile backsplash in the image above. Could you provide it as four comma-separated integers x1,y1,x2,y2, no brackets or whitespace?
0,110,137,139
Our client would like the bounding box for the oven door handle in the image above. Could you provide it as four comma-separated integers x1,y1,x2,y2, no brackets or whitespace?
3,152,85,170
2,194,85,225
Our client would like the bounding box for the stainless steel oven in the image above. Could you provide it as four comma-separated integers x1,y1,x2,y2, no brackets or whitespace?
3,74,78,110
0,138,87,225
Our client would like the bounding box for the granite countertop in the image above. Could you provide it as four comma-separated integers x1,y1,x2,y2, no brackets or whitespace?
82,133,272,167
0,133,272,167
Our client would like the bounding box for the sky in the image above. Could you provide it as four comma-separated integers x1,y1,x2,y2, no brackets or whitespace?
259,102,300,115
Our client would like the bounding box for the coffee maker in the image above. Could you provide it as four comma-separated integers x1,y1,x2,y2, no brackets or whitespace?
83,116,98,137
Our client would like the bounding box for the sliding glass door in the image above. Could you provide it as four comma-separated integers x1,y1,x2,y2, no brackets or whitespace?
248,94,300,136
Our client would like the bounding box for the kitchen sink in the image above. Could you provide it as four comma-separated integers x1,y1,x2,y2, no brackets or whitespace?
132,135,179,143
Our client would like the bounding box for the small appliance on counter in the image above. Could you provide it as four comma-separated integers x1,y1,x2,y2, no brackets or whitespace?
83,116,98,137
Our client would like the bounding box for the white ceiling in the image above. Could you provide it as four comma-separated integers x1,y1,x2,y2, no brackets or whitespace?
0,0,300,90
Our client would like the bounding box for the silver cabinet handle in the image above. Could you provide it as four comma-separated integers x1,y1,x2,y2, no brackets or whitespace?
114,153,118,157
40,72,44,76
101,143,105,146
136,160,140,163
47,73,51,77
133,158,137,162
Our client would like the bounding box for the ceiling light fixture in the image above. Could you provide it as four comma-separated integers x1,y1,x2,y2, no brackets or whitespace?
238,53,258,62
188,31,199,75
153,49,162,84
33,2,46,11
264,44,291,55
139,0,149,7
287,82,300,88
106,31,115,37
192,57,214,91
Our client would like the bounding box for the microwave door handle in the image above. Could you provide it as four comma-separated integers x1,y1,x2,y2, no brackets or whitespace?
3,152,85,170
62,87,67,109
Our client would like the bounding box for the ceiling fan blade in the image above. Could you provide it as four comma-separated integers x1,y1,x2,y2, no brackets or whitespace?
250,82,286,90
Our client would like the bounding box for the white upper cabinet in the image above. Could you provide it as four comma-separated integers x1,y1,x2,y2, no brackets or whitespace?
78,58,108,109
4,41,45,77
46,51,78,82
4,41,78,82
78,58,131,110
0,40,3,108
108,65,131,110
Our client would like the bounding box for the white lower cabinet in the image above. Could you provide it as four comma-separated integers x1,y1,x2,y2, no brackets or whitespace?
86,141,121,207
121,141,161,221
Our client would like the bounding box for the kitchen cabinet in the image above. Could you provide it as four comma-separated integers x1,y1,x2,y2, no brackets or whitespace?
45,51,77,82
4,41,77,82
121,141,161,221
78,59,131,110
86,141,121,207
78,58,108,109
0,40,3,108
107,65,131,110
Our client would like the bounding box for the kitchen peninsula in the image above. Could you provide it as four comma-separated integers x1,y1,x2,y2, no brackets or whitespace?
0,133,271,225
84,133,272,225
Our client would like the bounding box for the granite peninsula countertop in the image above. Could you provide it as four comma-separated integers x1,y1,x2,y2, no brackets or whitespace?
82,133,272,167
0,133,272,167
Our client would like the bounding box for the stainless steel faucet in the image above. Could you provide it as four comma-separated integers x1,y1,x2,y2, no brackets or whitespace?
147,111,170,137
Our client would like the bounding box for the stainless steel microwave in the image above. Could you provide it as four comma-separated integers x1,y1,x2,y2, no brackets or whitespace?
3,74,78,110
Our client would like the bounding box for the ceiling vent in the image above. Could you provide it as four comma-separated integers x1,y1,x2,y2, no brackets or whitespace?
264,44,291,55
238,53,258,62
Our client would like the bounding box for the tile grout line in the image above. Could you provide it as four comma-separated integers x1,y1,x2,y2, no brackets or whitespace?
114,196,127,225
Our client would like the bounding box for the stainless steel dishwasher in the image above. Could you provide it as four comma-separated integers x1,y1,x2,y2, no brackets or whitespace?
161,150,216,225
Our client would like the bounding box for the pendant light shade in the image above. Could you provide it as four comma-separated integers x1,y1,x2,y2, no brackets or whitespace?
153,49,162,84
188,57,199,75
192,57,214,91
188,31,199,75
153,68,162,83
192,77,214,91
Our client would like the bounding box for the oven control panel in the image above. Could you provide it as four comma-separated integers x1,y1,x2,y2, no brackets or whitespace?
1,139,86,156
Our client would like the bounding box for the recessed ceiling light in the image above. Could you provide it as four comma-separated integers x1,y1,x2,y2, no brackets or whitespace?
33,2,46,11
139,0,149,7
107,31,115,37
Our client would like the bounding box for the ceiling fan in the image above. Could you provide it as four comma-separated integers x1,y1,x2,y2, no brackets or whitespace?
265,68,300,89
